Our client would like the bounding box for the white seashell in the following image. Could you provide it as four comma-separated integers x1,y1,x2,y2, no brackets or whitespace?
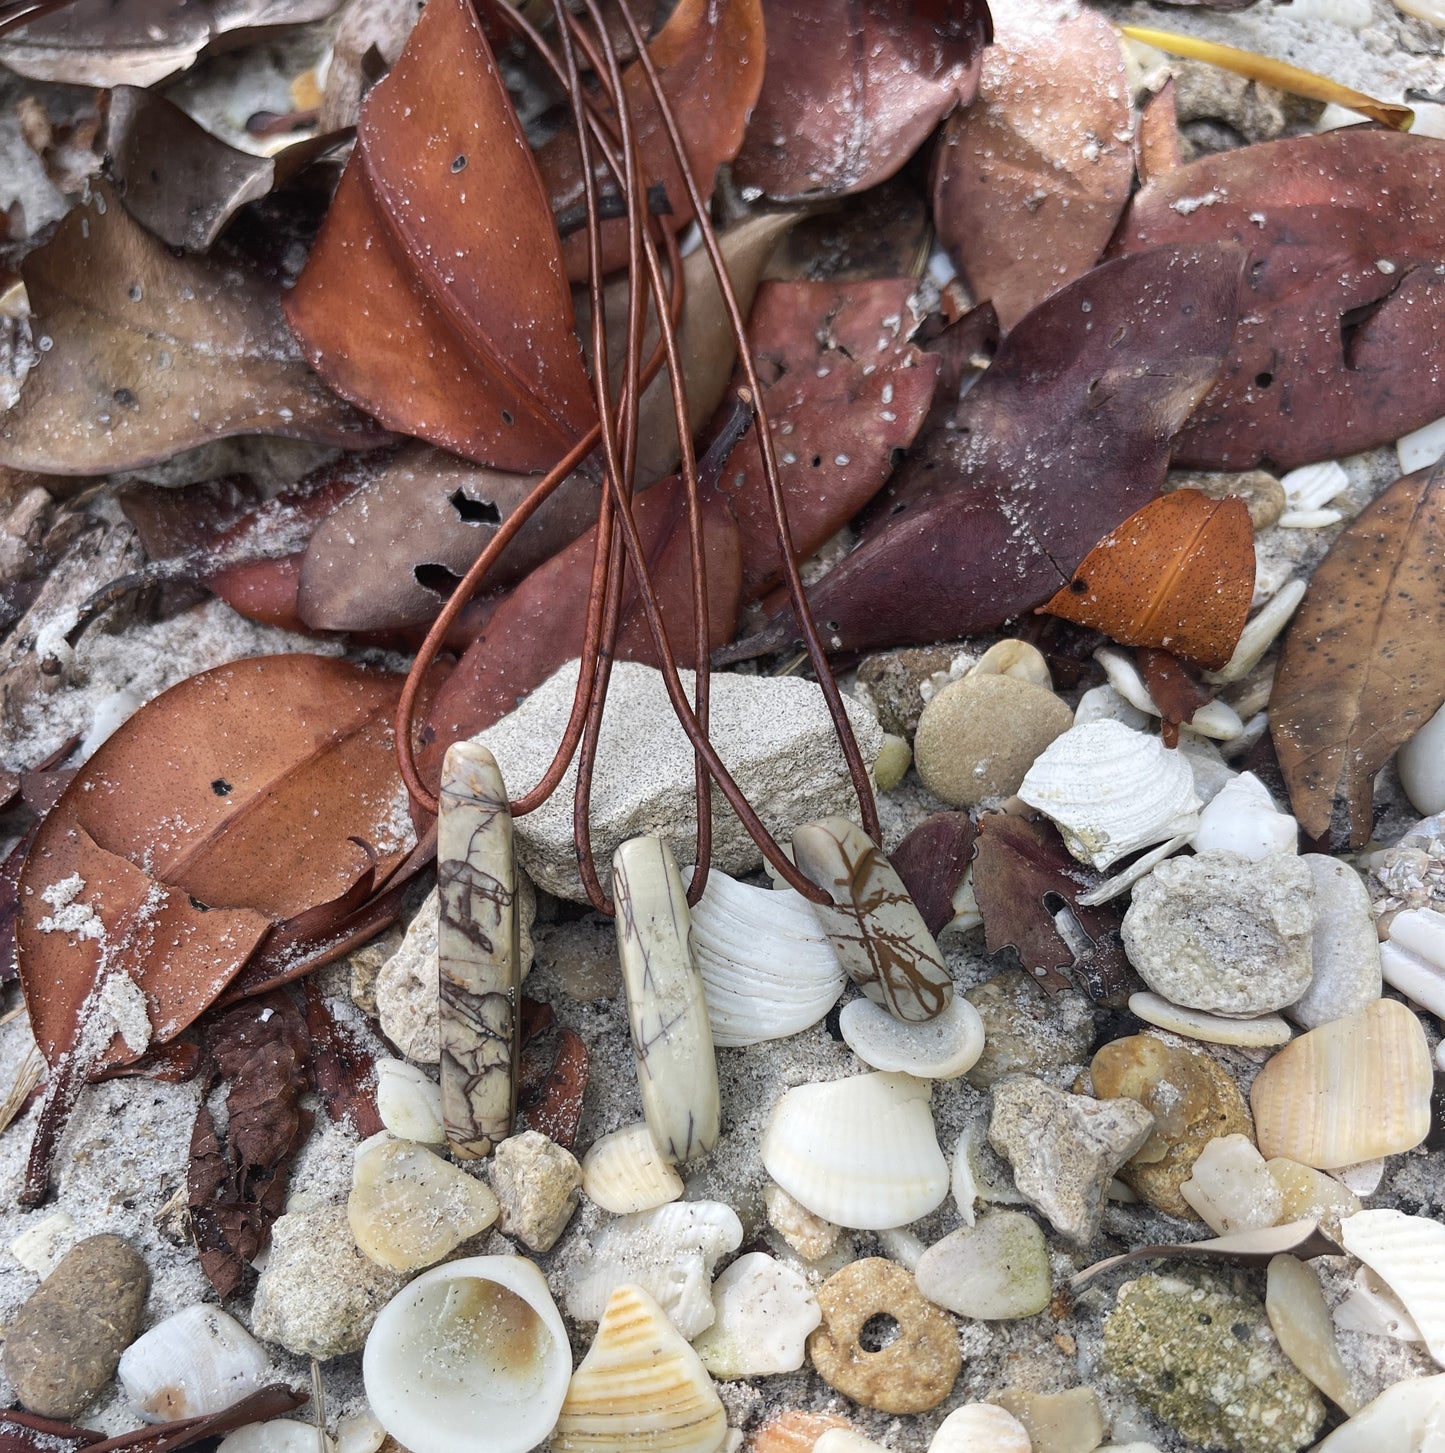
334,1410,386,1453
1205,578,1308,685
614,836,720,1162
1190,772,1298,860
814,1434,890,1453
970,638,1052,689
374,1059,445,1145
1310,1371,1445,1452
1398,414,1445,475
1383,908,1445,1018
216,1421,334,1453
1128,992,1292,1047
1332,1158,1386,1197
552,1282,726,1453
760,1072,949,1230
1179,1134,1284,1235
1332,1265,1424,1341
691,1252,821,1379
563,1200,743,1339
943,868,984,935
1280,460,1347,512
1399,704,1445,817
838,994,984,1079
580,1124,684,1216
348,1137,499,1273
363,1255,571,1453
1340,1209,1445,1366
927,1403,1031,1453
952,1121,1028,1219
1074,683,1152,732
1018,719,1202,870
1278,508,1343,529
1075,834,1191,907
118,1305,271,1422
1265,1255,1360,1415
688,870,845,1048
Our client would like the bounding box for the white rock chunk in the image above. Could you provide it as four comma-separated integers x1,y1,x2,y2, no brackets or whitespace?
1180,1134,1284,1235
691,1252,821,1378
374,1060,445,1144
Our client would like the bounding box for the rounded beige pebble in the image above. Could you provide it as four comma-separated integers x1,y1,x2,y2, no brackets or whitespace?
807,1256,961,1414
914,673,1073,807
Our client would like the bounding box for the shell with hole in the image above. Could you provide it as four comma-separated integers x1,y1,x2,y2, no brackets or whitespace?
580,1123,684,1216
688,869,846,1047
761,1071,949,1230
362,1255,571,1453
1018,719,1202,870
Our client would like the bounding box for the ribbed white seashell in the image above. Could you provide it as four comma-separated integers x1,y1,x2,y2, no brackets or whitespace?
1311,1371,1445,1453
1382,907,1445,1017
580,1123,684,1215
927,1403,1031,1453
1399,704,1445,817
1128,992,1292,1047
553,1282,727,1453
1190,772,1298,861
1332,1265,1424,1342
118,1305,271,1422
374,1059,445,1144
1340,1209,1445,1366
760,1071,948,1230
839,995,984,1078
216,1421,335,1453
688,870,845,1047
1018,720,1202,870
363,1255,571,1453
692,1252,820,1379
564,1200,743,1339
1398,414,1445,475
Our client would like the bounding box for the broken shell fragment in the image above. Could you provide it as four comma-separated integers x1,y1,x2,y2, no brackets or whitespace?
375,1059,446,1145
552,1282,727,1453
791,817,954,1022
927,1403,1032,1453
838,993,985,1079
688,870,845,1048
761,1071,949,1230
1249,999,1432,1168
348,1136,499,1273
117,1305,270,1422
1310,1371,1445,1452
1127,992,1292,1047
691,1252,821,1379
1179,1134,1284,1235
1265,1255,1360,1414
1339,1209,1445,1367
438,741,521,1159
1380,906,1445,1017
363,1255,571,1453
1018,720,1202,870
614,836,720,1163
580,1124,684,1216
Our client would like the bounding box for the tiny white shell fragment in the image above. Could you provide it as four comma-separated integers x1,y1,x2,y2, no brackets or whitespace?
971,638,1052,689
1399,704,1445,818
374,1060,445,1145
580,1124,684,1216
1310,1370,1445,1452
691,1252,821,1379
928,1402,1031,1453
1128,992,1292,1047
688,870,845,1048
1019,719,1202,870
1076,834,1190,908
216,1422,334,1453
1333,1158,1386,1196
334,1410,386,1453
1277,508,1343,529
1397,414,1445,475
838,994,984,1079
563,1201,743,1339
10,1211,75,1276
1179,1134,1283,1235
761,1072,949,1230
118,1306,270,1422
877,1227,926,1272
1190,772,1298,861
1280,460,1347,512
1383,908,1445,1017
1340,1209,1445,1366
363,1256,571,1453
1332,1265,1424,1341
1205,578,1308,685
1074,683,1152,732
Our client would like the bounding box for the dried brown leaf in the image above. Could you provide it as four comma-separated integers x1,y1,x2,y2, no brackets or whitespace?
889,812,977,937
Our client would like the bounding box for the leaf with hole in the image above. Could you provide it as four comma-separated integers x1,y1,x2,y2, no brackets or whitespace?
284,0,596,471
0,186,382,475
1269,460,1445,847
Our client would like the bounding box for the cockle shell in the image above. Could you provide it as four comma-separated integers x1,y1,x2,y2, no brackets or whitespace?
1018,719,1202,869
838,994,984,1078
563,1200,743,1339
760,1071,949,1230
927,1403,1032,1453
1340,1209,1445,1367
580,1124,684,1216
363,1255,571,1453
1249,999,1432,1168
552,1282,727,1453
688,870,846,1048
117,1305,270,1422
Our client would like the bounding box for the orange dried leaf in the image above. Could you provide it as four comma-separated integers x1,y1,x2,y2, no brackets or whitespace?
1039,490,1254,671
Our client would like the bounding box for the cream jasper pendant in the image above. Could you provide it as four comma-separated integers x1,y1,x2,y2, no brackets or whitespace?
437,740,521,1158
613,835,721,1163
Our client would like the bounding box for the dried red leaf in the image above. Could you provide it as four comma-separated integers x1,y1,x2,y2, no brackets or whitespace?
285,0,595,470
889,812,977,937
1137,647,1212,746
537,0,765,279
735,0,992,200
717,278,939,601
303,979,382,1137
932,11,1133,329
1039,491,1255,671
1114,113,1445,470
519,1027,589,1149
971,811,1131,1004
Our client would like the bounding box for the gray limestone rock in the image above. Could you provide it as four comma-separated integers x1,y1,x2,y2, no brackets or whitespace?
1288,855,1383,1029
488,1130,582,1252
474,660,883,901
964,969,1096,1090
988,1076,1153,1245
250,1206,405,1360
1121,850,1314,1016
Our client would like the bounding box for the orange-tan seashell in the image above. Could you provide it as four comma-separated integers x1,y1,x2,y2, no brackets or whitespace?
748,1411,854,1453
1250,998,1431,1168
